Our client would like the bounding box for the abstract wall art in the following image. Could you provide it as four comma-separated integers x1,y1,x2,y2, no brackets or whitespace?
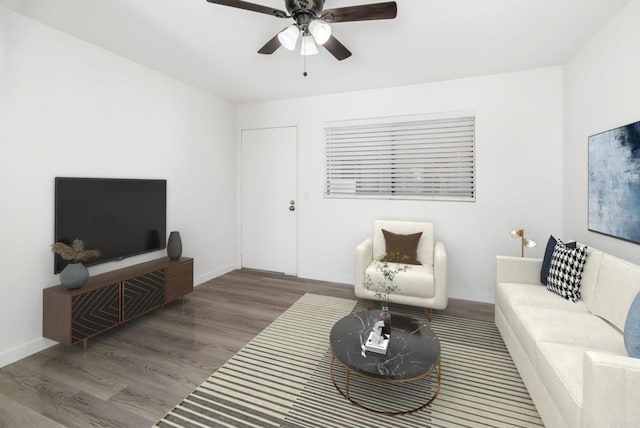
588,120,640,244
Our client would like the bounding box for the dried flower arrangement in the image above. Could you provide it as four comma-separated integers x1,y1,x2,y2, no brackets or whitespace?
51,239,101,263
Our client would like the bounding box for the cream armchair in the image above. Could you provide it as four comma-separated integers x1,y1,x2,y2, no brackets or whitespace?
355,220,448,319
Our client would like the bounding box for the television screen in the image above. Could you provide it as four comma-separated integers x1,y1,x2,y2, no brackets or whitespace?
54,177,167,273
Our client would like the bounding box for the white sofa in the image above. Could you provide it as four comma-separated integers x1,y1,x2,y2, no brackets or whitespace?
355,220,447,317
496,248,640,428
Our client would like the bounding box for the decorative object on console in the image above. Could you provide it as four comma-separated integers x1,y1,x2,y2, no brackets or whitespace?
546,242,588,302
510,228,537,257
588,120,640,244
51,239,101,289
167,231,183,260
540,235,577,285
59,264,89,290
624,292,640,358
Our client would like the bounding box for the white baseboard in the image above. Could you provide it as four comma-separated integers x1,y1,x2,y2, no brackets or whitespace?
448,289,495,304
195,263,238,286
296,269,353,286
0,337,57,369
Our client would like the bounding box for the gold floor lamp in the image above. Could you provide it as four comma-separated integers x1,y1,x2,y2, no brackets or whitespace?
510,228,537,257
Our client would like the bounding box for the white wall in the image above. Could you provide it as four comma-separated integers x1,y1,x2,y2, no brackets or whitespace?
0,7,237,367
237,67,565,304
564,0,640,263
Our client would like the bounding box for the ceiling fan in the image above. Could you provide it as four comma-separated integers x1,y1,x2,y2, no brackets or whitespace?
205,0,398,61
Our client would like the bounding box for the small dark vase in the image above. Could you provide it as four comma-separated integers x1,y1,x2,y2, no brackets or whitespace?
167,231,182,260
60,263,89,289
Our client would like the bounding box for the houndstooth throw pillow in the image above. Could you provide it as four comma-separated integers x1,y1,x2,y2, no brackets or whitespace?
546,241,588,302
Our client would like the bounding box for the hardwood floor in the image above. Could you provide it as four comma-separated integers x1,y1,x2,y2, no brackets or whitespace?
0,269,493,427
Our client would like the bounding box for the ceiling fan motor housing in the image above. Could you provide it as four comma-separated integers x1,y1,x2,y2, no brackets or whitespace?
286,0,325,18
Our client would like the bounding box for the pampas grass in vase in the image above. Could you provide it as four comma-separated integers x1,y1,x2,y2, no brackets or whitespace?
51,239,101,289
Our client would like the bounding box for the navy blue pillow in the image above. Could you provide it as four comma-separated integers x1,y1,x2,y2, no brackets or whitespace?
540,235,577,285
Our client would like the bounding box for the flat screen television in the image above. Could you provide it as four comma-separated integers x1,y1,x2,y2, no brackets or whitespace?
54,177,167,273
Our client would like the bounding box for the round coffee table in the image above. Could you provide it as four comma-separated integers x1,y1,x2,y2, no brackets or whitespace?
329,309,441,415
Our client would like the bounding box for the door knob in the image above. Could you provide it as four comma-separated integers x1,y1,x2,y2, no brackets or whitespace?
289,200,295,211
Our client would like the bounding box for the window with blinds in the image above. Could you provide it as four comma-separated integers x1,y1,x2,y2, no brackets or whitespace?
324,112,476,201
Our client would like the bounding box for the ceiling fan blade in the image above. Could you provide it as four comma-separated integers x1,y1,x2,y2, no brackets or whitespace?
323,35,352,61
257,33,281,54
205,0,288,18
321,1,397,23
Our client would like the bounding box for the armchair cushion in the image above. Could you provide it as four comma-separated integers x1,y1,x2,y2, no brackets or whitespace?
381,229,422,265
365,262,435,299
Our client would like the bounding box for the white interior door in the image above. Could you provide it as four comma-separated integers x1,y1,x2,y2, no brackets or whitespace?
241,127,297,275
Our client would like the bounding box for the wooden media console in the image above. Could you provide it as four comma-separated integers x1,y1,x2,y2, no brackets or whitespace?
43,257,193,350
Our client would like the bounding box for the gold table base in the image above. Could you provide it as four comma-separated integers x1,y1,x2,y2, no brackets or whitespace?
329,353,441,416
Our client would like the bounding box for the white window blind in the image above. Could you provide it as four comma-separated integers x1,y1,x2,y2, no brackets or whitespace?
325,112,476,201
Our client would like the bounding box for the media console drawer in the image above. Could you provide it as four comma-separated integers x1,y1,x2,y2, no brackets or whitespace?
166,260,194,303
43,257,193,350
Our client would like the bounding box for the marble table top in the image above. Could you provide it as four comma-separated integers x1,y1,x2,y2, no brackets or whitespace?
330,310,441,380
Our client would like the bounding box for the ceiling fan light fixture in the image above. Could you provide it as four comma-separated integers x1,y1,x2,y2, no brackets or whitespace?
278,25,300,51
300,35,318,56
309,20,331,45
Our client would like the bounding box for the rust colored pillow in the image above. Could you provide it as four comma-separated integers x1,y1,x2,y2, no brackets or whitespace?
381,229,423,265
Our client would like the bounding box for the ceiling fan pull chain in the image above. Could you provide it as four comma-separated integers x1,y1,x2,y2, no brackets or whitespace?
303,54,308,77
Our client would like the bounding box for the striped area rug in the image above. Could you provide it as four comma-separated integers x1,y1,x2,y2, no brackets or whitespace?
156,294,543,428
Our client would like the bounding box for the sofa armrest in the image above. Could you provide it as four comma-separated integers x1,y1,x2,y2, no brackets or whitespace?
354,238,373,296
582,351,640,428
496,256,543,286
432,241,448,309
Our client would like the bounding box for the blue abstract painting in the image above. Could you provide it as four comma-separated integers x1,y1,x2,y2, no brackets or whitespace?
589,120,640,244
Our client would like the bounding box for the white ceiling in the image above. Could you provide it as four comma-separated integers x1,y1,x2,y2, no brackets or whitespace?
0,0,630,103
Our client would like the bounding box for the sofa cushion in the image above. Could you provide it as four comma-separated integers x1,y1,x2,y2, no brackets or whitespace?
381,229,422,265
496,283,589,317
579,246,604,312
592,254,640,332
365,261,434,299
536,342,584,428
535,342,626,428
546,244,588,302
507,305,626,361
541,236,576,285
